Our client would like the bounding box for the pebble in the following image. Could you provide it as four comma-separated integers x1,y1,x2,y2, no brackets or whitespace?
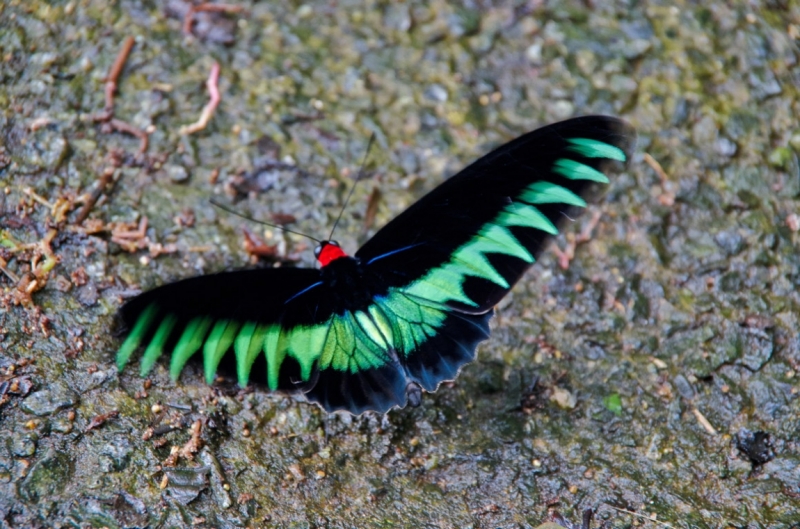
21,388,79,416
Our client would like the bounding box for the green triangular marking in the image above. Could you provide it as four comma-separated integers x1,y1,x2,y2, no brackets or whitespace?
553,159,609,184
449,245,508,288
421,266,466,293
497,203,558,235
287,323,329,382
262,325,283,391
377,290,448,357
371,300,406,351
320,315,351,371
520,181,586,208
234,322,266,387
355,310,389,350
170,317,212,380
368,304,397,351
567,137,626,161
350,315,390,372
476,224,534,263
404,270,477,307
140,314,177,377
117,305,157,370
203,320,240,384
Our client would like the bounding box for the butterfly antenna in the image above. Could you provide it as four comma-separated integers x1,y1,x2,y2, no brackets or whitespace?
328,133,376,241
209,198,321,243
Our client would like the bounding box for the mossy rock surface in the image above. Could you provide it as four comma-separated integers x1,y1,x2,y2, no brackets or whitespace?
1,1,799,527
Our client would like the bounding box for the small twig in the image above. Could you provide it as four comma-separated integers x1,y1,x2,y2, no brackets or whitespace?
110,217,149,250
89,37,149,153
106,36,136,106
28,117,55,131
576,210,602,243
603,504,675,529
183,3,245,36
94,36,135,122
104,119,149,153
692,407,718,435
644,153,674,206
20,187,55,209
179,62,221,135
74,167,115,224
552,210,602,269
0,257,20,283
186,245,213,252
242,228,279,259
85,410,120,432
643,152,668,183
362,186,382,234
163,419,204,467
181,419,203,459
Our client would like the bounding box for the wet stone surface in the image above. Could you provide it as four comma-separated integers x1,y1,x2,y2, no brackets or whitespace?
1,0,799,528
11,433,37,458
17,448,74,504
163,466,210,506
20,388,79,417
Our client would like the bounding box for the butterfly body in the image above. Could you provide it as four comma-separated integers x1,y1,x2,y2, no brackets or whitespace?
116,116,636,414
318,255,377,310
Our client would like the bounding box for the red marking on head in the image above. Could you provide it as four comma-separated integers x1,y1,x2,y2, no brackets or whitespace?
317,242,347,267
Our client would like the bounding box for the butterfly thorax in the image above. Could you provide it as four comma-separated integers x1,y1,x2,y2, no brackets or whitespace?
315,240,347,267
318,255,386,312
313,241,388,313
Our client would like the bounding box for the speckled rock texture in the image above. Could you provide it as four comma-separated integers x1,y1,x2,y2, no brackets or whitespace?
1,1,798,527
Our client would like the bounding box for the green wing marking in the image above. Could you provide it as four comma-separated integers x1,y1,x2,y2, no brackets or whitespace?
475,224,535,262
140,315,177,377
203,320,240,384
520,181,587,207
262,325,283,390
171,317,212,379
496,203,558,235
567,137,626,161
553,159,609,183
282,323,329,382
390,136,626,311
234,322,267,387
404,264,477,307
117,304,157,370
451,244,509,288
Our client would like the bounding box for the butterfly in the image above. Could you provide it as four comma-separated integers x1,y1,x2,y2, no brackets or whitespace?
116,116,636,414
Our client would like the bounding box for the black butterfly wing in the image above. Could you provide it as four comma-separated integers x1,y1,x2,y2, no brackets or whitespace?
355,116,635,389
116,265,417,414
116,268,326,392
116,116,635,415
357,116,635,309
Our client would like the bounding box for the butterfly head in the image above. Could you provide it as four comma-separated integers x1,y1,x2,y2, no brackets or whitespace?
315,240,348,267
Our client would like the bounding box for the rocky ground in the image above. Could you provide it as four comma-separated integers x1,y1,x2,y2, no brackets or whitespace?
1,1,799,527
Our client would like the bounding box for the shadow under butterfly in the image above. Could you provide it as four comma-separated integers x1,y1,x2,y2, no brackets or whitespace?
115,116,636,414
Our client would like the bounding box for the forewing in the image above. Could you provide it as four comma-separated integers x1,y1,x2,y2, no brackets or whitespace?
116,268,327,392
356,116,636,313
